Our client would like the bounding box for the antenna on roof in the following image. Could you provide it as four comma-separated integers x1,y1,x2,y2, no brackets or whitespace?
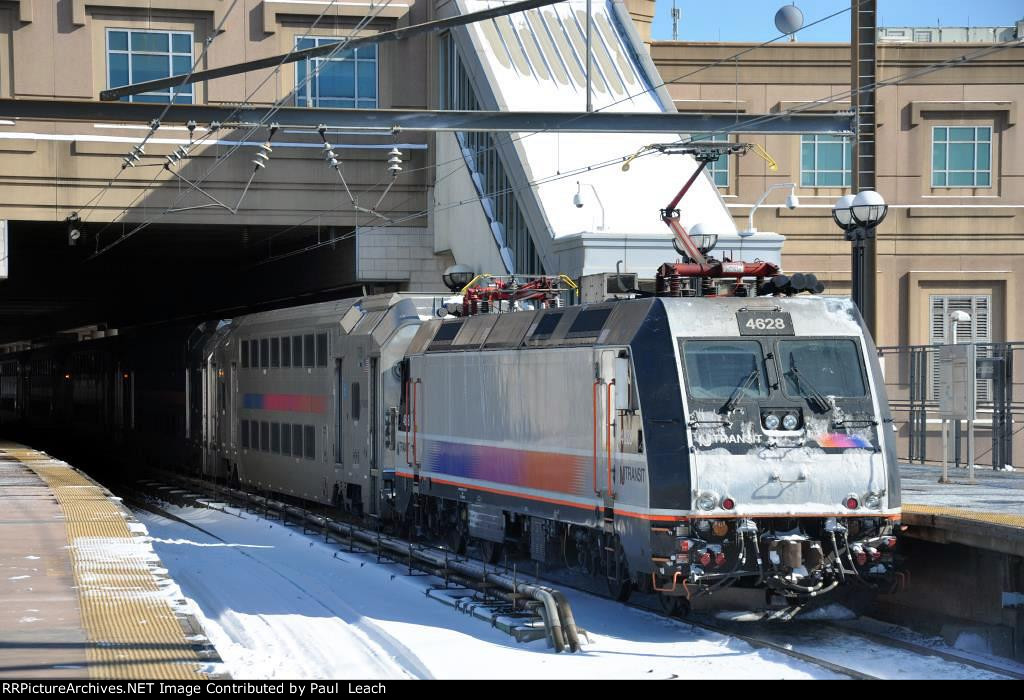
671,1,680,41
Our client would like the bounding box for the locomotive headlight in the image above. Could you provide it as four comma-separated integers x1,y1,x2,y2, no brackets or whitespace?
782,413,800,431
763,413,781,431
864,493,881,509
696,493,717,511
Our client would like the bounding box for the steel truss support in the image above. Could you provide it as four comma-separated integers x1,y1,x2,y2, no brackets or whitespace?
0,99,854,135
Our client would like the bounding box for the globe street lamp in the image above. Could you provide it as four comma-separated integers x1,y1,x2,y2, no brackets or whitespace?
833,190,886,330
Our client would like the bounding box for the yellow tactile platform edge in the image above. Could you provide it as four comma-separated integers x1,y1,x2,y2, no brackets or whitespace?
3,446,206,680
902,502,1024,531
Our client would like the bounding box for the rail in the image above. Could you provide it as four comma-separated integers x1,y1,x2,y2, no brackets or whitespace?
142,471,582,653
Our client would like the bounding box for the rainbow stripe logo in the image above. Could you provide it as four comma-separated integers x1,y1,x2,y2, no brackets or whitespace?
817,433,872,449
242,393,327,414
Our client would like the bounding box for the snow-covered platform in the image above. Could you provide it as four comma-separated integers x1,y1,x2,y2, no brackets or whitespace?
900,463,1024,557
0,443,217,679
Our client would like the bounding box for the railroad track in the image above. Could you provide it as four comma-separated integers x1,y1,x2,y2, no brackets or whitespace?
121,473,581,653
125,471,1023,680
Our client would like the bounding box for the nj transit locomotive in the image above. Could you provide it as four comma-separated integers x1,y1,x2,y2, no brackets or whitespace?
188,285,901,609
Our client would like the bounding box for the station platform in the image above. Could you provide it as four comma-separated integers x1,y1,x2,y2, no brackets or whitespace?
0,442,215,679
899,463,1024,557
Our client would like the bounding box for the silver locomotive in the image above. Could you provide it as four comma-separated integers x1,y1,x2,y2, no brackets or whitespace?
190,279,901,611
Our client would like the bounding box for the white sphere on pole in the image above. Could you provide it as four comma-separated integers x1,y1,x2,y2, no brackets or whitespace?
774,4,804,35
850,190,888,227
831,193,856,229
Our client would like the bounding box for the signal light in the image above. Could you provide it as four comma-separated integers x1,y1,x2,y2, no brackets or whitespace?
721,497,735,511
714,551,727,568
845,497,859,510
698,550,712,567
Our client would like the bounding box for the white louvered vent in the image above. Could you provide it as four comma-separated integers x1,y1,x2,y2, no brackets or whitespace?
929,295,992,402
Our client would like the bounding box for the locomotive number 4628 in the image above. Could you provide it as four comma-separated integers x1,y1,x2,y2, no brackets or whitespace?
736,310,794,336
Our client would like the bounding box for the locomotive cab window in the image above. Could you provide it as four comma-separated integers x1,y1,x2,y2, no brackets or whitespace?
777,339,866,398
682,340,769,400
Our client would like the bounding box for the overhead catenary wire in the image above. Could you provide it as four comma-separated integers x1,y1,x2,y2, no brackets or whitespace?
77,0,245,223
250,32,1024,267
89,0,396,259
350,0,872,224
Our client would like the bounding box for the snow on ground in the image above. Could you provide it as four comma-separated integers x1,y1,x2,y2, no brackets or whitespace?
136,504,839,680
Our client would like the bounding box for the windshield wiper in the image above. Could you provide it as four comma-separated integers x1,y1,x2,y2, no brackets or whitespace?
719,369,760,415
785,363,831,413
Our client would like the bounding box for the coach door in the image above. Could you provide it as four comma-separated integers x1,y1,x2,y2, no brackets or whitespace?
369,356,379,516
335,358,344,464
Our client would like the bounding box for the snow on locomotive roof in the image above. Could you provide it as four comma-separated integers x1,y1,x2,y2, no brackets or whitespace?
667,296,865,338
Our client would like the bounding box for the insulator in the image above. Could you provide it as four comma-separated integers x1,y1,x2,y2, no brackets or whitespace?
259,142,273,153
252,159,266,169
322,142,333,151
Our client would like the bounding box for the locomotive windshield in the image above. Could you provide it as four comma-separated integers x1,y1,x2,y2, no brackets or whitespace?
778,339,867,398
682,340,769,400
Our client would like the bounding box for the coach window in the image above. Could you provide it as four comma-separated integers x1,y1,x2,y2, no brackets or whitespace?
293,423,303,458
241,419,250,448
292,335,303,368
271,338,280,368
304,425,316,460
282,336,291,368
271,423,281,453
304,334,315,368
260,421,270,451
250,421,259,450
241,341,249,368
316,333,328,367
282,421,291,455
260,339,269,369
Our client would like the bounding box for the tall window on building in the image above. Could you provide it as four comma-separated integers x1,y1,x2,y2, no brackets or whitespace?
929,294,992,401
932,127,991,188
294,38,377,108
438,33,544,275
107,29,193,103
800,135,851,187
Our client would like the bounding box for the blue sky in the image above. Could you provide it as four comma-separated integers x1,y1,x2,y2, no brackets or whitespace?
651,0,1023,42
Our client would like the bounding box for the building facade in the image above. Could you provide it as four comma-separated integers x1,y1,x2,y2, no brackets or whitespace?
651,29,1024,349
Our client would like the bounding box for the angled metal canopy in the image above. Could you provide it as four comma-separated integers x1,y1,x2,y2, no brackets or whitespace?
0,99,854,134
100,0,568,102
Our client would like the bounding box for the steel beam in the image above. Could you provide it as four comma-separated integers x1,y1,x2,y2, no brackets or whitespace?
851,0,877,336
99,0,568,102
0,99,854,134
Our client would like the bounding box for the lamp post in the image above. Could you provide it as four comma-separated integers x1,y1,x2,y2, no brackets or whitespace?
832,190,886,333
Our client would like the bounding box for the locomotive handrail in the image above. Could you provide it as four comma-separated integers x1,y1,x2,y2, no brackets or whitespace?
607,379,615,500
412,378,420,467
404,378,411,467
592,379,600,495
